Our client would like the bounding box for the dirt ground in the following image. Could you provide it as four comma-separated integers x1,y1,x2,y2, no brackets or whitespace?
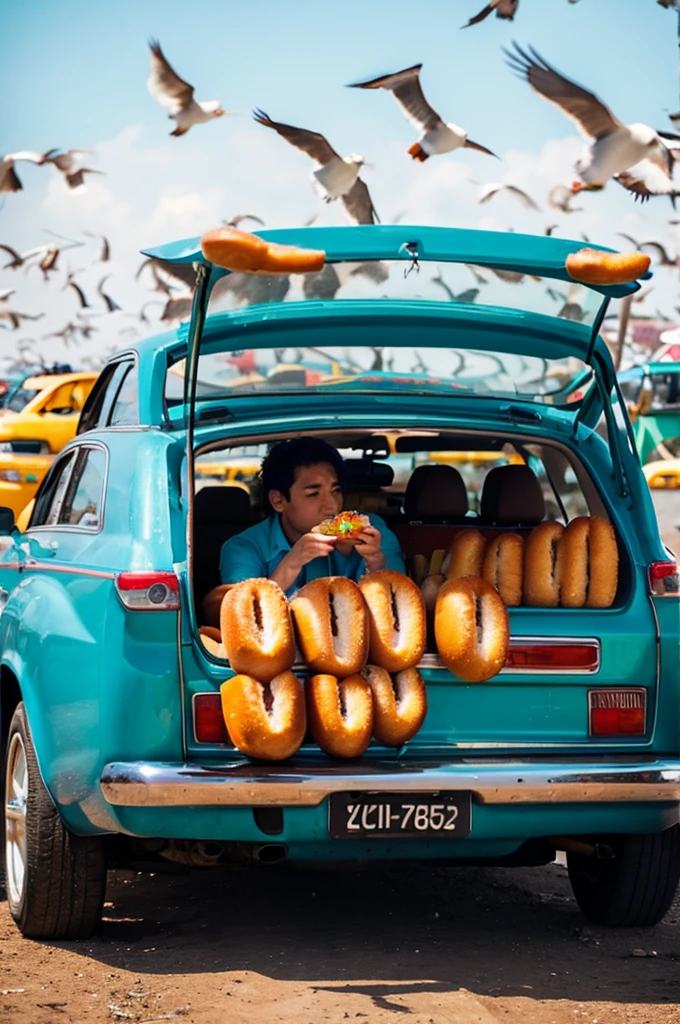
1,856,679,1024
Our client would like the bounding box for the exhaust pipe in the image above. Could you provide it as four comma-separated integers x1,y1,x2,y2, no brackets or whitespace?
253,843,288,865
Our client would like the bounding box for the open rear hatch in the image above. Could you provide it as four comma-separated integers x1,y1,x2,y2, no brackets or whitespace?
140,225,658,759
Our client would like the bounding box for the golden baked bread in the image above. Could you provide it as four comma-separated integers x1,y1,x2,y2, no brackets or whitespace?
358,569,426,673
363,664,427,747
560,515,618,608
445,529,486,580
523,522,565,607
565,247,650,285
306,673,373,758
290,576,369,677
220,578,295,681
482,533,524,607
434,576,509,682
201,226,325,275
220,671,306,760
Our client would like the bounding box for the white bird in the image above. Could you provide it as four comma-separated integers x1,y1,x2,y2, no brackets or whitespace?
505,44,677,197
253,110,379,222
462,0,519,28
479,182,540,208
147,40,226,137
348,64,497,162
548,183,583,213
43,149,103,189
0,151,49,193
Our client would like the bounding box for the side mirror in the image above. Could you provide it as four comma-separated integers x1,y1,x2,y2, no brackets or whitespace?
0,507,15,535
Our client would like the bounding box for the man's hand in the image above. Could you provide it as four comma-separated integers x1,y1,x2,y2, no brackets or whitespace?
270,532,337,592
353,525,386,573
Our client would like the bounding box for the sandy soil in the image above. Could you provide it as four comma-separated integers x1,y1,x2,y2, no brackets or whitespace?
1,857,679,1024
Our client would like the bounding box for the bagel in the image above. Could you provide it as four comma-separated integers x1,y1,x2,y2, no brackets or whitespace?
358,570,426,673
201,226,325,275
306,673,373,758
290,576,369,676
565,247,650,286
482,533,524,606
523,522,565,607
560,515,618,608
363,664,427,747
434,576,509,683
220,578,295,682
199,625,226,658
201,583,232,628
311,510,369,539
220,671,306,761
445,529,486,580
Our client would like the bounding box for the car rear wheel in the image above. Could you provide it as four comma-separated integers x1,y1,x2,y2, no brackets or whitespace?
3,702,107,938
567,826,680,927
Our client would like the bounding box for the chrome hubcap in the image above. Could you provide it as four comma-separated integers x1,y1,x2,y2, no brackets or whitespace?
4,732,28,908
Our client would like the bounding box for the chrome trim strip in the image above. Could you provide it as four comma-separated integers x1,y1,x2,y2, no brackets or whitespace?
100,758,680,808
24,562,116,580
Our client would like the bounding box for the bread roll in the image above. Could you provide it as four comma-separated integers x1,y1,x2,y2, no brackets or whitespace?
482,533,524,606
201,583,232,628
220,671,306,760
523,522,565,607
435,576,509,683
290,576,368,676
358,570,426,672
565,247,651,286
363,664,427,747
446,529,486,580
201,226,325,274
199,625,226,658
560,515,618,608
220,578,295,682
306,673,373,758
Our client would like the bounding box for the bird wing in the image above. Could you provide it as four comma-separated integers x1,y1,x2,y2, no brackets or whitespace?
348,64,442,133
228,214,265,228
340,177,380,225
252,110,339,164
0,165,23,193
462,1,501,27
479,182,539,208
615,161,680,201
0,243,22,263
46,149,92,173
640,240,675,264
616,232,641,249
147,40,195,115
10,151,48,164
67,280,89,308
504,44,621,139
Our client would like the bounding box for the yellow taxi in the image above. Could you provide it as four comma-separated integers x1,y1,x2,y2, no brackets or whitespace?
0,371,98,517
643,459,680,490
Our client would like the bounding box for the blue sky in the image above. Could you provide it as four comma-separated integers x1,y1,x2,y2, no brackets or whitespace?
1,0,678,364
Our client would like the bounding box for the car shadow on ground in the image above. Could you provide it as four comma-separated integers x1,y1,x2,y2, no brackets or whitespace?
32,861,680,1009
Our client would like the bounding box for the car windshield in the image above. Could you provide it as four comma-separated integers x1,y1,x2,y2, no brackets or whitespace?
166,344,588,406
5,387,41,413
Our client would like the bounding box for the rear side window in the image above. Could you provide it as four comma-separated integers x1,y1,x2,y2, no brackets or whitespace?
30,451,77,527
77,360,134,434
109,363,139,426
58,447,107,528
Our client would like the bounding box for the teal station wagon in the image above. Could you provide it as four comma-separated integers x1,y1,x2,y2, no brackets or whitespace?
2,226,680,939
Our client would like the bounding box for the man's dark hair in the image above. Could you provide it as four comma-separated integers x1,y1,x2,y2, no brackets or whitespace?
261,437,346,501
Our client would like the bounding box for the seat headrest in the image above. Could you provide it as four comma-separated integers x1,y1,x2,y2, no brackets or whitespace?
344,459,394,490
194,485,251,524
404,464,468,520
480,465,545,525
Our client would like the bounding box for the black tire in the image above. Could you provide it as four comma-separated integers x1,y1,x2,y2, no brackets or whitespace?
567,825,680,927
3,702,107,939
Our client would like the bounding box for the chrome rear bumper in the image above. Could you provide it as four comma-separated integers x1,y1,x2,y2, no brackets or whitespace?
100,758,680,809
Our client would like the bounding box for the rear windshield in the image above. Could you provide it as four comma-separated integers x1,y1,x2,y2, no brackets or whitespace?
5,387,41,413
167,345,589,406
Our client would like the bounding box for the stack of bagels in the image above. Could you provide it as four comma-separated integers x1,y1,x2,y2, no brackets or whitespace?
417,514,618,615
217,571,430,761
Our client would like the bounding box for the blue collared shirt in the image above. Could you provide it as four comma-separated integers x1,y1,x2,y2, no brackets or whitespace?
220,513,405,597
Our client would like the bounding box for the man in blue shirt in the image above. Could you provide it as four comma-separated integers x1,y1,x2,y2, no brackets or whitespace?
220,438,404,597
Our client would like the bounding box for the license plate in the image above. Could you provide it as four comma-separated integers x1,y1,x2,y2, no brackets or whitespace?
329,791,471,839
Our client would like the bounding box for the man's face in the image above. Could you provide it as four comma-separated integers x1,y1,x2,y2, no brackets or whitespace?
269,461,343,541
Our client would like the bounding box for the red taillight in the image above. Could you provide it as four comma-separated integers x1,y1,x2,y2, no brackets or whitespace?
193,692,231,745
648,560,679,597
115,572,180,611
506,642,599,672
589,689,646,736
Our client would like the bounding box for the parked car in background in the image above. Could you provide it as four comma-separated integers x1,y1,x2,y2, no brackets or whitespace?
1,226,679,941
617,362,680,464
0,371,98,517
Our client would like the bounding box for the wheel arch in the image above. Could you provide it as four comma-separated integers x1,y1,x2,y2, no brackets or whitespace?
0,665,21,767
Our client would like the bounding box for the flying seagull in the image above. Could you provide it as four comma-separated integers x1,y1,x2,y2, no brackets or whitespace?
253,110,379,221
147,40,226,136
548,183,583,213
462,0,519,27
223,214,265,228
479,182,540,208
43,149,103,189
348,64,496,162
98,275,122,312
84,232,110,261
505,43,678,198
0,151,49,193
432,274,480,303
